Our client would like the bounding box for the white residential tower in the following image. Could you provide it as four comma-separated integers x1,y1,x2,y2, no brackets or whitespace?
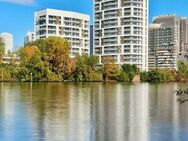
94,0,149,71
34,9,90,58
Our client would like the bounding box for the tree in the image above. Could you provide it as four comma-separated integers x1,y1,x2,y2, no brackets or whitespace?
0,37,5,63
48,38,72,80
121,64,139,82
88,55,99,70
140,68,176,82
178,61,188,79
28,37,72,80
102,57,120,81
72,55,87,82
18,45,41,65
72,55,101,82
17,45,44,81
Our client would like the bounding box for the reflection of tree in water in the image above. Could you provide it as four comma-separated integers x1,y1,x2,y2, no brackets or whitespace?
19,82,99,141
19,83,71,140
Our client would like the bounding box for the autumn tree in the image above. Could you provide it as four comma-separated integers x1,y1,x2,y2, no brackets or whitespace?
102,56,120,81
18,45,41,65
17,45,45,81
27,37,73,80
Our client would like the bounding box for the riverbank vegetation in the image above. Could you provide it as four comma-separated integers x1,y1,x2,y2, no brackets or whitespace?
0,37,188,82
141,62,188,82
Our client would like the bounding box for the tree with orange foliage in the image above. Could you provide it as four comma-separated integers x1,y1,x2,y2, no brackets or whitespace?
18,45,41,65
27,37,73,80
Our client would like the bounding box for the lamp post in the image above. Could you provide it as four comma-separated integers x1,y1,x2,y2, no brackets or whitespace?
1,68,3,81
30,72,33,82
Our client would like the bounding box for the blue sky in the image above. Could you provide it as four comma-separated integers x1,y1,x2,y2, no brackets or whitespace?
0,0,188,50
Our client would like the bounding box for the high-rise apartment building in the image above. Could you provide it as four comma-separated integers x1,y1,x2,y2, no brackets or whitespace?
148,23,178,69
24,31,35,44
94,0,149,71
34,9,90,58
0,32,13,54
180,18,188,61
149,15,188,70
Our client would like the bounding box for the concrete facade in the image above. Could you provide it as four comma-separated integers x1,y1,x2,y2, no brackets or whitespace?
149,23,178,69
94,0,149,71
34,9,90,58
149,15,188,70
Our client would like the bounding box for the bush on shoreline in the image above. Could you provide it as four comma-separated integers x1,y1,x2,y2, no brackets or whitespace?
141,69,176,82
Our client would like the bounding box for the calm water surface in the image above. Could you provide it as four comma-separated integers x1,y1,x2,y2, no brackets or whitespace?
0,82,188,141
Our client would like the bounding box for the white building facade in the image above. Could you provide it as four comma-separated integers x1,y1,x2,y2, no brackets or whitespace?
24,31,35,44
0,32,13,54
94,0,149,71
34,9,90,58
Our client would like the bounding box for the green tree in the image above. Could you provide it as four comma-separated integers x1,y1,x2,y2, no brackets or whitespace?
177,61,188,80
17,45,44,81
141,68,176,82
0,38,5,63
72,55,87,82
121,64,139,82
72,55,101,82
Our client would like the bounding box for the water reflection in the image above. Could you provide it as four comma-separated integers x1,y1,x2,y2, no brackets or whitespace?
0,82,188,141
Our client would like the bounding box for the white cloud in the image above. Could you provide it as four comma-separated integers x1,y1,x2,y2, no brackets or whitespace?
0,0,35,5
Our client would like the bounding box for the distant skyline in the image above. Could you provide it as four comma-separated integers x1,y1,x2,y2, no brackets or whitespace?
0,0,188,50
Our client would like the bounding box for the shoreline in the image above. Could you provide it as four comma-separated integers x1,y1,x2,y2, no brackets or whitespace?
0,80,188,83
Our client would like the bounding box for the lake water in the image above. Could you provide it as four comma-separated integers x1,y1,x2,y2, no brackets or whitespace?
0,82,188,141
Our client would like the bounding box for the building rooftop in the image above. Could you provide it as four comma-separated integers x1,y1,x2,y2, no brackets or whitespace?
35,8,90,19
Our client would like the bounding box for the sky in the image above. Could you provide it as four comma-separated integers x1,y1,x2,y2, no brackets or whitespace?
0,0,188,50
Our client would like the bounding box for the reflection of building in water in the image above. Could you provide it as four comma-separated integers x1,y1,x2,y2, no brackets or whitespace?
68,84,94,141
148,83,182,141
93,83,149,141
128,84,149,141
0,83,33,140
0,84,15,139
26,83,95,141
